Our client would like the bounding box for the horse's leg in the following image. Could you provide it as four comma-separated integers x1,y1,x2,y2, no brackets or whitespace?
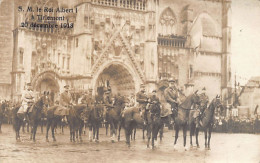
196,127,200,148
27,123,30,133
51,121,56,142
33,122,38,142
22,122,25,133
105,122,108,136
147,124,151,148
142,125,145,140
46,120,50,142
0,122,2,133
79,124,83,142
124,124,130,147
134,127,136,141
208,126,212,150
204,129,208,149
110,122,116,142
174,125,179,150
89,125,93,142
183,125,188,150
41,119,43,133
118,121,121,141
160,124,163,142
93,125,96,140
97,124,100,141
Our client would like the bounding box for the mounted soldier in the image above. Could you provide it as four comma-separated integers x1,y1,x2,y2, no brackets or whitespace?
55,85,72,119
60,85,72,108
136,84,149,125
148,90,161,121
195,87,209,127
103,86,113,123
20,83,35,122
164,77,180,124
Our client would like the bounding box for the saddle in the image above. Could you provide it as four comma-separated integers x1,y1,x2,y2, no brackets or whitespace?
54,105,70,116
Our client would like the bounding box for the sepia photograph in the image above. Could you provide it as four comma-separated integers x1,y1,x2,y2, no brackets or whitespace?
0,0,259,162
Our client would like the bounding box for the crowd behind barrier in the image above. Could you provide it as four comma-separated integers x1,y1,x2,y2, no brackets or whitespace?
213,117,260,134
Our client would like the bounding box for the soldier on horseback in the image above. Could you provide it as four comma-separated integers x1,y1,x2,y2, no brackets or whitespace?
148,90,161,121
103,86,113,123
195,87,209,127
21,83,35,122
164,77,180,124
58,85,72,122
136,84,149,125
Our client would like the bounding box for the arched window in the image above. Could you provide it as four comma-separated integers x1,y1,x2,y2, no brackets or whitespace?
159,7,177,35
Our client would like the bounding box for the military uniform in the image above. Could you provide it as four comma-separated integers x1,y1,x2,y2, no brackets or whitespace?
164,78,179,124
195,87,209,127
60,91,72,107
136,90,148,110
164,85,179,114
148,91,161,119
21,89,35,113
103,87,113,122
56,85,72,116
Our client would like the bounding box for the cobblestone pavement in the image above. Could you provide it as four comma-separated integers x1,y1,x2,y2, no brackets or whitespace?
0,124,259,163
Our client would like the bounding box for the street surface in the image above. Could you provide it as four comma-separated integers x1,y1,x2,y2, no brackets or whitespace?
0,124,259,163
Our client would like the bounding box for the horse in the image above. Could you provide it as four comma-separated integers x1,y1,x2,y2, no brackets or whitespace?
107,95,126,142
45,105,63,142
189,95,223,150
13,92,49,141
120,102,162,149
0,100,9,133
87,103,103,142
67,104,89,142
172,91,201,150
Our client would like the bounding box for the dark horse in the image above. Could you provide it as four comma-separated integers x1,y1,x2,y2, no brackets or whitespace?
13,92,49,141
120,102,162,149
189,95,223,149
172,91,200,150
87,103,103,142
67,104,88,142
0,101,9,133
107,95,126,142
45,105,63,142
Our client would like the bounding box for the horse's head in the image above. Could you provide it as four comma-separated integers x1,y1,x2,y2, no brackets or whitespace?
41,91,50,108
209,95,223,112
192,90,201,106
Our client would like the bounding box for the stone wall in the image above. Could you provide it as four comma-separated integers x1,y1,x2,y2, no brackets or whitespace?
0,0,14,84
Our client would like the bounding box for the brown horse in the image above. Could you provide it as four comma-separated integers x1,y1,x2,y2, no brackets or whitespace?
67,104,88,142
13,92,49,141
107,95,126,142
45,105,62,142
87,103,103,142
189,95,223,150
120,102,162,149
173,91,200,150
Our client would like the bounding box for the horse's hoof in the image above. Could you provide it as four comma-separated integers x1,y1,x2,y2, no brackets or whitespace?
95,139,99,143
147,145,150,148
89,139,93,142
111,140,115,143
53,139,56,142
197,145,200,148
46,139,49,142
173,145,177,151
185,146,189,151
